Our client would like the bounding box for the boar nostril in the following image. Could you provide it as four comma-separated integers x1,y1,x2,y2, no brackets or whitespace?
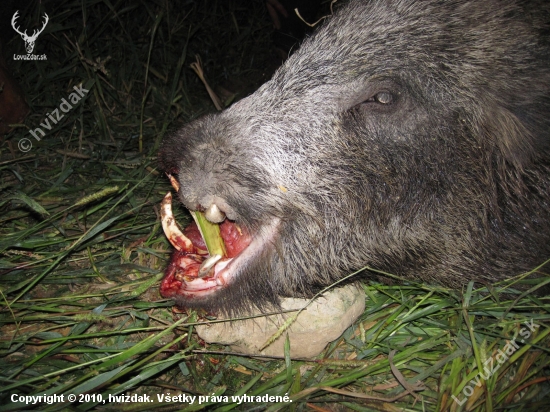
205,203,226,223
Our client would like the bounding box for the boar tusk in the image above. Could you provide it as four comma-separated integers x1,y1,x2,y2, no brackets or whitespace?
166,173,180,192
198,254,223,278
161,192,193,251
204,203,226,223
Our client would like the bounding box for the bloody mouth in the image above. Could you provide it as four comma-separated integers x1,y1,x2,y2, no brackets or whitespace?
159,192,253,299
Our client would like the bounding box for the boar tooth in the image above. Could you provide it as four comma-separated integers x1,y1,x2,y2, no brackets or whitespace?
204,203,226,223
198,254,222,278
166,173,180,192
161,192,193,252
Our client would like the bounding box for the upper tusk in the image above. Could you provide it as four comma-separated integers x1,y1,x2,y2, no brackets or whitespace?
166,173,180,192
204,203,226,223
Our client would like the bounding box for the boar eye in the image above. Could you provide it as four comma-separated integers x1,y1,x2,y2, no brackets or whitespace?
350,89,398,114
360,91,395,107
373,91,393,104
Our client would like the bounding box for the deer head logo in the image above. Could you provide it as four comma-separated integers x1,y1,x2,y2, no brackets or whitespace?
11,11,49,54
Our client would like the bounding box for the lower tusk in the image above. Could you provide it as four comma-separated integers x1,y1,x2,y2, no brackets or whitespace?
161,192,193,251
198,254,222,278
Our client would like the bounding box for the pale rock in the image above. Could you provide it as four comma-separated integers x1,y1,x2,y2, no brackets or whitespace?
196,284,365,358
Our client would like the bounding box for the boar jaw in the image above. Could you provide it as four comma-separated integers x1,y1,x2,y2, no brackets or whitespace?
159,191,280,301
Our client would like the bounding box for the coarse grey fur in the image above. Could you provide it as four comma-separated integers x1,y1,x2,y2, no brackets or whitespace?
159,0,550,314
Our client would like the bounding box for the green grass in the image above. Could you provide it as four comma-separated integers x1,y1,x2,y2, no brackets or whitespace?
1,0,549,411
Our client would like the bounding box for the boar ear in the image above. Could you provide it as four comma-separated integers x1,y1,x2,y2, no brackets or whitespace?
482,105,537,169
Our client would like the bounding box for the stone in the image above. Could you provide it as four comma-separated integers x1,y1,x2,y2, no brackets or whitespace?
196,284,365,358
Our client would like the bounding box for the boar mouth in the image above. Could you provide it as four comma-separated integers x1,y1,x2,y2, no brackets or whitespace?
159,191,279,301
